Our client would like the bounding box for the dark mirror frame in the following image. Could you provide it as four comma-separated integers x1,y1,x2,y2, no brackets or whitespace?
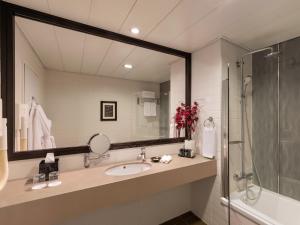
0,2,192,161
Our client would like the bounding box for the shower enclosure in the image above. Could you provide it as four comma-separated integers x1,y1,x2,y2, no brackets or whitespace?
225,36,300,225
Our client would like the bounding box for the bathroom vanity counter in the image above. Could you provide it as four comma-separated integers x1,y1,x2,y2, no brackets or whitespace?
0,155,216,225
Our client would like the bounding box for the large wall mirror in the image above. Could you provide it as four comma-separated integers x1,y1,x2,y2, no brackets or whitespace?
1,2,191,160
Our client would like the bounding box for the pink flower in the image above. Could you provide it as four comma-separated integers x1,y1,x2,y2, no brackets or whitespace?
174,102,199,139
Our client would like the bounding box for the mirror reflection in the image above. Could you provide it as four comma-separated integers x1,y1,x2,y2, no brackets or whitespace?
88,133,110,155
14,16,185,152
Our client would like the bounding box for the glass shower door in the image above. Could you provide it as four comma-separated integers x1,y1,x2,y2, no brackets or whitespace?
226,47,280,224
279,38,300,200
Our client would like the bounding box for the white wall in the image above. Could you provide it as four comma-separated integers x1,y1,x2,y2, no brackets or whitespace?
190,40,225,225
190,39,249,225
44,70,160,147
15,24,46,105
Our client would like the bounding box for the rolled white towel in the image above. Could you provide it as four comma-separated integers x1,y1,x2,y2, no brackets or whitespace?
202,126,216,158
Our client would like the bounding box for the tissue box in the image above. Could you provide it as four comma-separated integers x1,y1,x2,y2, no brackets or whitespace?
39,158,59,181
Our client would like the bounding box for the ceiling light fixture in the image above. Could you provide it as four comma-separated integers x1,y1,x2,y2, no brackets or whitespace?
130,27,140,35
124,64,133,69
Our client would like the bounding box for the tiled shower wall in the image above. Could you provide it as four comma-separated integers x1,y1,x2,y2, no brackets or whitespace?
252,47,279,193
252,36,300,200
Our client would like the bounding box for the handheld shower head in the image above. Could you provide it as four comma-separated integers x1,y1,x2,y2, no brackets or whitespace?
244,75,252,85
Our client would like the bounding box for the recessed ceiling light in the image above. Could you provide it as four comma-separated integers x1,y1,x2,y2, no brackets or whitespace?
124,64,133,69
130,27,140,34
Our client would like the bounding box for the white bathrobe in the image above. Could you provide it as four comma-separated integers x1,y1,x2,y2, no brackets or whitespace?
28,103,56,150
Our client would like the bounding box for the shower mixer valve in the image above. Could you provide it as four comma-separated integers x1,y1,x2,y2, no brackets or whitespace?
233,172,253,182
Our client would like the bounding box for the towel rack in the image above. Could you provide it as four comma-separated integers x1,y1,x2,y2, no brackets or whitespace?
203,117,215,128
137,97,160,105
29,96,38,114
31,96,38,104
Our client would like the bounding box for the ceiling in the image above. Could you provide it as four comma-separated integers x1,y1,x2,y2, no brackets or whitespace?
9,0,300,82
6,0,300,52
16,17,180,83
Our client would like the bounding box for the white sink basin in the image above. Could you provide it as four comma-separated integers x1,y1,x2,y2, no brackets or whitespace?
105,162,152,176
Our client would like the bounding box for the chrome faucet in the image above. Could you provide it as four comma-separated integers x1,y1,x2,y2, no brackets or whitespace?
233,172,253,182
137,147,146,162
84,152,110,168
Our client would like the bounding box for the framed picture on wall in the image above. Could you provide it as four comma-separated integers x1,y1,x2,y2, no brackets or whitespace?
100,101,117,121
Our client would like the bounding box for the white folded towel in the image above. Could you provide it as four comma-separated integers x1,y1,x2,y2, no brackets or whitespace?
144,102,156,117
144,102,151,117
202,127,216,158
150,102,156,116
160,155,172,163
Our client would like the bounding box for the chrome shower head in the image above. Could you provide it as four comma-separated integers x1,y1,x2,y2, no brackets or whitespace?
238,47,280,67
265,50,280,58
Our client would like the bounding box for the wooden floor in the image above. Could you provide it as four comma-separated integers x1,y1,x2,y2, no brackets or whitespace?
160,211,207,225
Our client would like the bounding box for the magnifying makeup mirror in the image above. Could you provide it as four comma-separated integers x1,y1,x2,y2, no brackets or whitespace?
84,133,110,168
87,133,111,155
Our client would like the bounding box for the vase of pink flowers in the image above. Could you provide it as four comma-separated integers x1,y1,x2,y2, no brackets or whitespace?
175,102,199,151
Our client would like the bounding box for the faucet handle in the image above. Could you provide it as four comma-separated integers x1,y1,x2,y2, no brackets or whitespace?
137,147,146,162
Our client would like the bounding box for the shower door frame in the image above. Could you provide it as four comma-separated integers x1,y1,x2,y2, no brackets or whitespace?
221,64,230,224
